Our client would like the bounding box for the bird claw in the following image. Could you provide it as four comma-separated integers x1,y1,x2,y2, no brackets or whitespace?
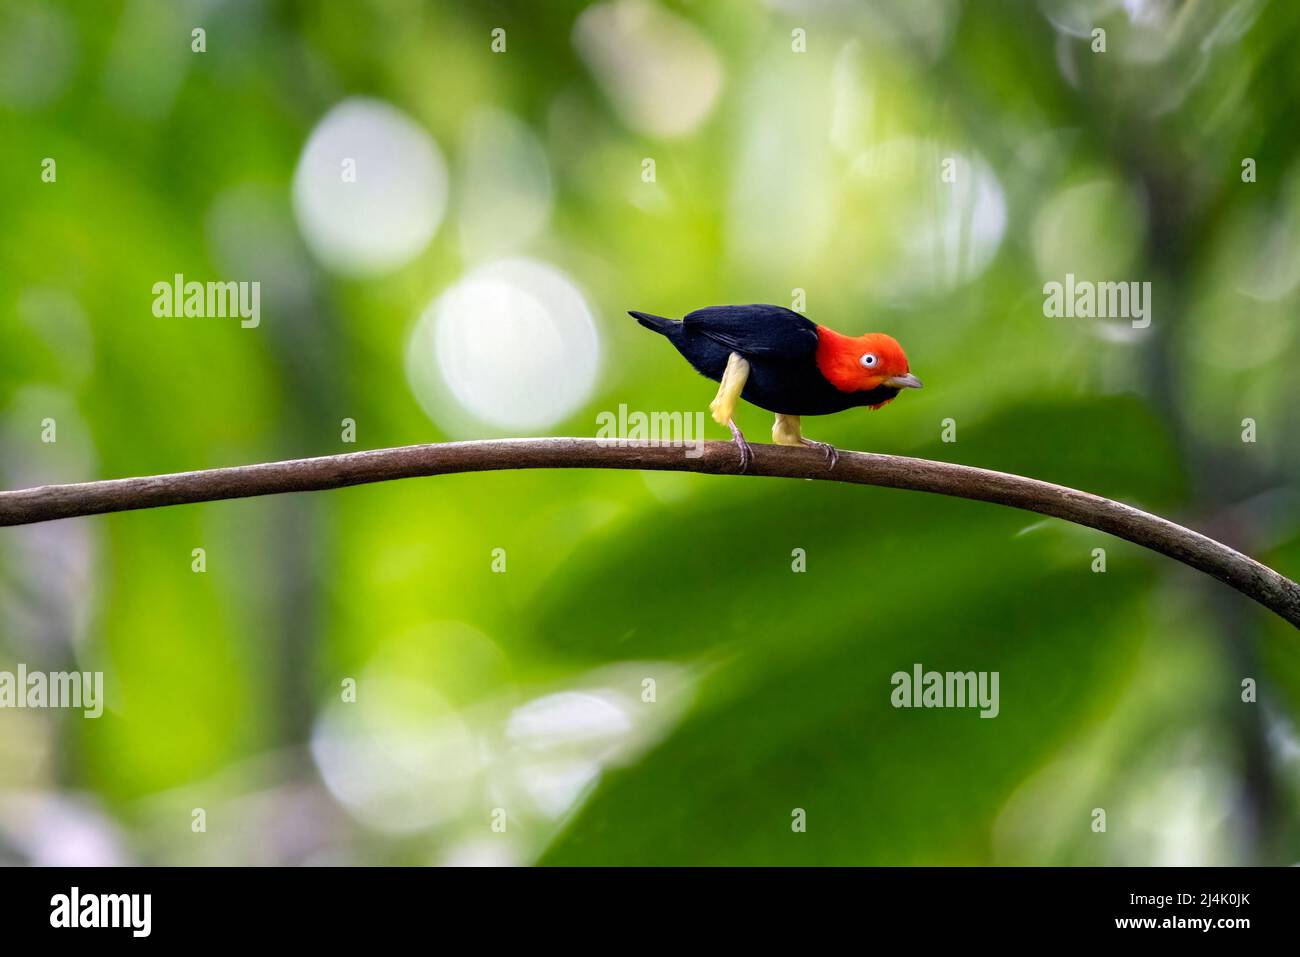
801,438,838,470
727,420,753,473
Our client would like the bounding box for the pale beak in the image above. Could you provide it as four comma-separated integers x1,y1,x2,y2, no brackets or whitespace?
886,372,923,390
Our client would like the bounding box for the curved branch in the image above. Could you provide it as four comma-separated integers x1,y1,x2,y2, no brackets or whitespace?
2,437,1298,628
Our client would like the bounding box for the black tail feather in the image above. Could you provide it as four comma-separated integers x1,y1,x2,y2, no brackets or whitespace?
629,310,677,336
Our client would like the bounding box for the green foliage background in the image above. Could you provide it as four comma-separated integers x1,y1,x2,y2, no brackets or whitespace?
2,0,1299,865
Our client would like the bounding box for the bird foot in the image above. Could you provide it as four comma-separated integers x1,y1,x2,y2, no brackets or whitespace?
727,420,753,473
800,438,838,470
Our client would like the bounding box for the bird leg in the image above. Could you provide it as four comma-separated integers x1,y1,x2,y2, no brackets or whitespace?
772,414,838,469
709,352,750,425
710,352,753,472
771,414,803,446
727,419,752,472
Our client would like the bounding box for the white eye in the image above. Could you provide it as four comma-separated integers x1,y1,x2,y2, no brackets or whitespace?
859,353,878,368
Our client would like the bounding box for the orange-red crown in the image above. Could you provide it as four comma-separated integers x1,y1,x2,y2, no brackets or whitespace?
814,327,912,395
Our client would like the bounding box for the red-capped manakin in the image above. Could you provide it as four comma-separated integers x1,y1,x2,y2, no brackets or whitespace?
631,304,921,470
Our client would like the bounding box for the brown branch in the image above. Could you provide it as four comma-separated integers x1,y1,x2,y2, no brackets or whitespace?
3,437,1298,628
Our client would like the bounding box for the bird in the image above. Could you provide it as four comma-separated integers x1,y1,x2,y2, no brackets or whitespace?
631,304,921,470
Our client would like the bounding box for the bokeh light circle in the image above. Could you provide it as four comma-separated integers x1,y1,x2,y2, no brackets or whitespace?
292,97,448,277
407,258,601,433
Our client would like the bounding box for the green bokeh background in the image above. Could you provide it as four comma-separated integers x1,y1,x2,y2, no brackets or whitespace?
2,0,1299,865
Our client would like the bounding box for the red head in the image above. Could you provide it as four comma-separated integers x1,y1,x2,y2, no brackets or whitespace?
814,327,922,407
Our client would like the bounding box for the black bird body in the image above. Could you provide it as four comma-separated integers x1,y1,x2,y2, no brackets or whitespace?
632,305,900,415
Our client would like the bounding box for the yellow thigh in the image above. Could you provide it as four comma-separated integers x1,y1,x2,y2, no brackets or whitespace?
709,352,750,425
772,414,803,446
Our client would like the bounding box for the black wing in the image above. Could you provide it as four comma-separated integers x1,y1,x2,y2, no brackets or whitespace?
683,304,819,359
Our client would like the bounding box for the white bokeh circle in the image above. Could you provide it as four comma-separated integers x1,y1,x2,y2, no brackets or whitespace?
407,259,601,434
292,97,448,277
